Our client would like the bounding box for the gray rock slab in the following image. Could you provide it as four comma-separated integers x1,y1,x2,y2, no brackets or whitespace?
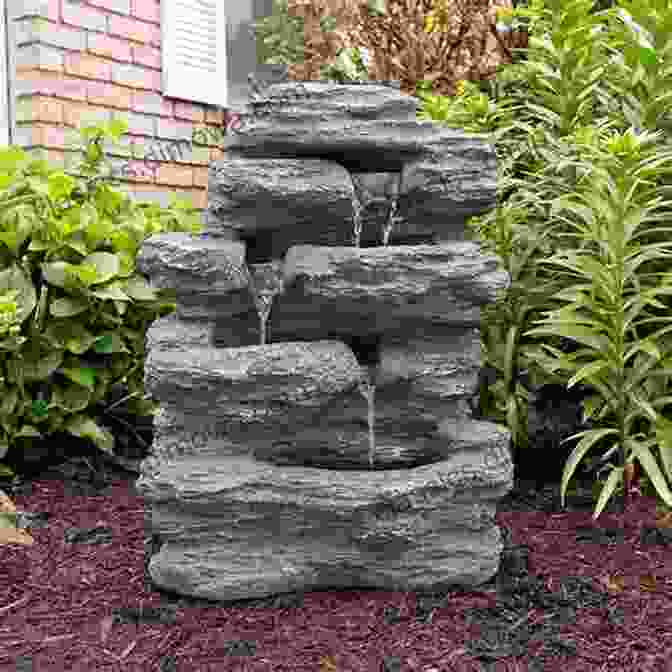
205,154,357,252
143,337,366,422
135,233,253,320
135,237,509,333
374,324,481,394
217,81,498,247
253,402,511,470
230,82,493,175
136,438,514,603
278,242,509,331
243,80,422,125
144,403,506,473
142,323,501,471
397,147,497,241
144,313,214,352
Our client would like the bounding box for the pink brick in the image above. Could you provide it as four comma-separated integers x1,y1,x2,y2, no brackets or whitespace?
18,72,88,101
46,126,68,148
34,125,68,149
132,43,161,69
55,77,89,101
148,23,160,47
88,33,133,62
145,69,162,91
125,132,147,146
131,91,173,116
86,80,133,109
131,0,160,24
45,0,61,22
64,52,112,80
174,102,205,123
61,1,107,31
88,0,131,13
109,14,158,44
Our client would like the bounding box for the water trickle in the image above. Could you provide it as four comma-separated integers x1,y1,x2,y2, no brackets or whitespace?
382,196,398,247
256,298,272,346
246,262,285,345
352,193,364,249
382,172,404,247
350,174,368,249
357,372,377,467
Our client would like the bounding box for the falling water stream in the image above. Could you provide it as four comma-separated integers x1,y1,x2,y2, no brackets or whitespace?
255,293,273,346
382,195,399,247
351,172,403,248
246,263,285,346
349,173,407,464
247,172,406,465
352,193,365,248
357,375,377,467
382,172,404,247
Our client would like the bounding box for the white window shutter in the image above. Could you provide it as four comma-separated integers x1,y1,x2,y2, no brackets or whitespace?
0,0,9,146
162,0,228,107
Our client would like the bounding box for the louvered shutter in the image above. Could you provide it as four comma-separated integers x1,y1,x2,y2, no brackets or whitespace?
162,0,228,107
0,0,9,146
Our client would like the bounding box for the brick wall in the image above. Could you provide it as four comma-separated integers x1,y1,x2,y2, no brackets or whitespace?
9,0,233,215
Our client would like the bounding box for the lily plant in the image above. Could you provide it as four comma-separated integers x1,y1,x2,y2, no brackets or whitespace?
412,0,672,519
523,126,672,518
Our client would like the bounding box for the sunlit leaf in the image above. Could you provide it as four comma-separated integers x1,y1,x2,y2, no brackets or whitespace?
638,46,657,67
59,366,97,389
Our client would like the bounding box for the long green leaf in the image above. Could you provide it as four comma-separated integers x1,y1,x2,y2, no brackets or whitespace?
628,438,672,510
592,466,624,519
567,360,611,388
504,325,517,391
523,323,611,352
560,427,621,509
654,414,672,488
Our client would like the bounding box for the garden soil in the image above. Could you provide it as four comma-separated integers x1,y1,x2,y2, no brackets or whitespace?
1,442,671,672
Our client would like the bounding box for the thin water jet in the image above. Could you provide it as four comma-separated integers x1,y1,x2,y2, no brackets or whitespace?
382,172,404,246
357,373,376,467
256,297,273,346
352,191,364,248
245,263,285,345
382,196,398,247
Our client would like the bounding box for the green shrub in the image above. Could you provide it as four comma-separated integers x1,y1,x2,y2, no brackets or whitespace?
414,0,672,517
0,118,202,482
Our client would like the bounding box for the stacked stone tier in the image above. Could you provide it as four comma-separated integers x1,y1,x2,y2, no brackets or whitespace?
134,82,514,601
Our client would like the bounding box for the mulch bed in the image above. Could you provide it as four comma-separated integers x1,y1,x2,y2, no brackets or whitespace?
1,448,671,672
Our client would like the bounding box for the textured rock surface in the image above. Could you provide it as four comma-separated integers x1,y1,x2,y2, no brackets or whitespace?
204,82,497,252
136,81,514,604
137,438,513,602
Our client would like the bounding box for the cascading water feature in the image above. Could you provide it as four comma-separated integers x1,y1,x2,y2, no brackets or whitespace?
136,81,513,603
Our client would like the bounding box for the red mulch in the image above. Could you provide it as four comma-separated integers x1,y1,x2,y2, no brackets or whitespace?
1,466,671,672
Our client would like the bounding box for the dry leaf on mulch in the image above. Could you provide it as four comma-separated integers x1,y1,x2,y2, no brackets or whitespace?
0,488,34,546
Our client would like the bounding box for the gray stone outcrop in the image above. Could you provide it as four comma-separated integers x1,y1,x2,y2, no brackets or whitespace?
134,81,514,604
